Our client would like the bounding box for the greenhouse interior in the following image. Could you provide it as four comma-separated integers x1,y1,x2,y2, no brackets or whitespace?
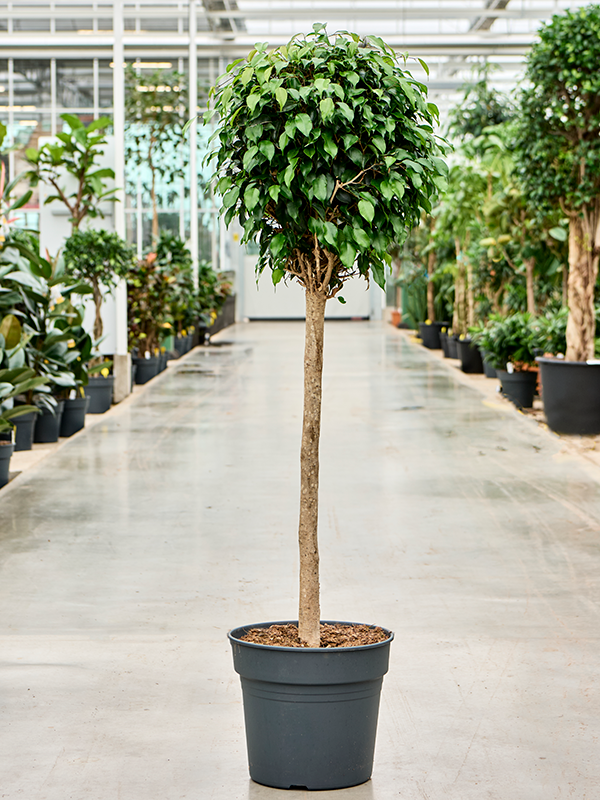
1,1,600,797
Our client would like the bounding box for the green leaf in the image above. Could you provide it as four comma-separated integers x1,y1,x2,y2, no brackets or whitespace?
0,314,22,349
241,67,254,85
222,186,240,208
549,226,567,242
352,227,371,248
322,132,338,159
283,163,296,186
358,198,375,225
272,268,284,285
339,242,357,268
320,97,335,119
371,136,386,153
270,233,286,257
244,186,261,211
259,141,276,161
337,102,354,123
337,296,347,304
246,93,261,112
275,87,288,110
313,174,328,202
417,57,430,76
268,185,281,203
295,113,313,137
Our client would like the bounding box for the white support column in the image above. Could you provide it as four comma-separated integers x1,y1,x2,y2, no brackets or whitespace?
113,0,131,401
7,59,14,182
50,58,57,136
189,0,199,289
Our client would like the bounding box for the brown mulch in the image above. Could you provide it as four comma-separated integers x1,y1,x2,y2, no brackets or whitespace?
240,622,390,648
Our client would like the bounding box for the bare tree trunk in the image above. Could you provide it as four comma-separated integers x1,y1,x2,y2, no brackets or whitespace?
91,276,103,342
562,266,568,308
566,205,600,362
149,137,159,245
298,289,326,647
426,248,436,321
525,257,536,316
452,238,467,336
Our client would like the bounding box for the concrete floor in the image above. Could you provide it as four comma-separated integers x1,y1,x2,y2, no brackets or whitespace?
1,321,599,800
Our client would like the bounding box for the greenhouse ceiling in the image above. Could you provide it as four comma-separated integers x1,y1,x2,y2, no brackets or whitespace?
0,1,590,99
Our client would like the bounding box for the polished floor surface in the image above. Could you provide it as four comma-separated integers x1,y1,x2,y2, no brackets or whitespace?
1,321,599,799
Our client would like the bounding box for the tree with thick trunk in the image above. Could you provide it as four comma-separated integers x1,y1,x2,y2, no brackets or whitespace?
515,7,600,362
210,27,447,645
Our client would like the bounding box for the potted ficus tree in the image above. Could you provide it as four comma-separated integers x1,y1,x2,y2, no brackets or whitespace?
208,25,447,790
63,229,136,412
514,5,600,434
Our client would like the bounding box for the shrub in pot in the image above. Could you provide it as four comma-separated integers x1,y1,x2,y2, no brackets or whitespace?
471,312,543,407
514,6,600,432
209,25,447,789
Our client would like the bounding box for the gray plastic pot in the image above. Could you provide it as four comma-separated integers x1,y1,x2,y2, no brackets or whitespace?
34,401,65,443
60,396,90,437
537,357,600,435
497,369,537,408
133,356,159,384
0,441,14,488
457,338,484,374
229,620,393,791
86,375,114,414
14,411,38,451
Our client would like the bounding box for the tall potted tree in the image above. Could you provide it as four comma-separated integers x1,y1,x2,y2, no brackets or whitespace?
209,26,447,789
515,5,600,434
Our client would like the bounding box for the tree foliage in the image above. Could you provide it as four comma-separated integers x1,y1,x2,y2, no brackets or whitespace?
514,5,600,213
208,25,448,295
24,114,116,232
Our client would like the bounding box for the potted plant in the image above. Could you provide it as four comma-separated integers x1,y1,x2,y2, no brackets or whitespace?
63,228,135,412
127,251,173,383
471,312,543,407
514,6,600,433
208,26,447,789
0,314,49,484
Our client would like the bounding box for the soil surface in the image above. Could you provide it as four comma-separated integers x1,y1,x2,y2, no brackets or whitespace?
240,622,390,648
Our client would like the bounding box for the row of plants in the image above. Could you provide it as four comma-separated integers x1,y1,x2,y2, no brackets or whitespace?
400,4,600,435
0,118,231,486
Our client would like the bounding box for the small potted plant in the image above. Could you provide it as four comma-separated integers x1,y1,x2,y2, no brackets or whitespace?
0,315,49,486
63,228,135,412
208,25,447,789
471,312,543,407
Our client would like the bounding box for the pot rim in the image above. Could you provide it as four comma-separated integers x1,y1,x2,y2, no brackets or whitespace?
536,355,600,366
228,619,394,653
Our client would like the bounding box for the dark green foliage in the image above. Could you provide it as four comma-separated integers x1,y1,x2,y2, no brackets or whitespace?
470,312,546,370
24,114,116,231
63,229,135,288
514,5,600,212
208,25,447,294
446,66,513,148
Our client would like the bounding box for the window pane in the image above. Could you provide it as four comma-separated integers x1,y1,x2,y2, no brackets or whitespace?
14,60,51,108
0,60,7,106
57,60,94,108
98,60,113,108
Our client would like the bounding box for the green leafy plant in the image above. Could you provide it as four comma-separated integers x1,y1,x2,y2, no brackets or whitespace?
24,114,116,232
208,25,447,646
63,228,136,342
0,314,48,434
471,312,545,370
127,251,174,356
514,5,600,361
125,67,188,243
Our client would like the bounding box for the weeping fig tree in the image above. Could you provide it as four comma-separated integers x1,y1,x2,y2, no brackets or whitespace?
208,25,448,646
514,6,600,362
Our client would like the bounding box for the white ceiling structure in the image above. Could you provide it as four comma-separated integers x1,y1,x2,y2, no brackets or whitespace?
0,0,589,111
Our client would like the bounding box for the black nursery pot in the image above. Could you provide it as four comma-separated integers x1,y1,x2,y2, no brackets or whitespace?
497,369,537,409
0,441,15,488
86,375,114,414
133,356,159,384
447,336,459,359
60,397,90,437
440,331,450,358
14,411,38,451
482,353,497,379
538,357,600,435
418,322,441,349
457,338,484,374
229,620,393,791
34,401,65,443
